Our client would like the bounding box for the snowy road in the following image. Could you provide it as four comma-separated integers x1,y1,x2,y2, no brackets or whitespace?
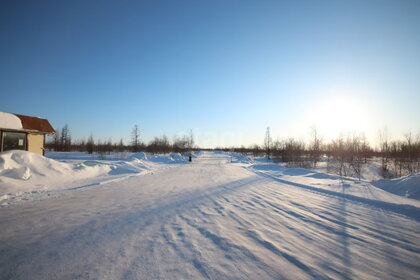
0,152,419,279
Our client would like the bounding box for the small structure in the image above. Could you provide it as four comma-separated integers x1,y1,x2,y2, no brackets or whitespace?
0,112,55,155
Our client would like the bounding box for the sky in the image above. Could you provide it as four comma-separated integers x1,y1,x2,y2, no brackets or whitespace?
1,0,419,148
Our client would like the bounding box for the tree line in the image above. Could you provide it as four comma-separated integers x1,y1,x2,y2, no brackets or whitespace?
46,125,195,155
217,127,420,179
46,124,419,179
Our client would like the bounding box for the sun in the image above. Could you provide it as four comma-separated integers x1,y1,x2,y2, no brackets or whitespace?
309,96,369,139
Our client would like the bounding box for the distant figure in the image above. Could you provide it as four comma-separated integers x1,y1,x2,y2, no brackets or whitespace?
189,155,192,162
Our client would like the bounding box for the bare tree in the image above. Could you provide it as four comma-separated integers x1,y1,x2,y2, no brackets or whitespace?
360,132,371,164
106,137,113,154
282,138,306,167
147,135,171,154
60,124,71,152
309,126,322,168
329,134,346,176
87,134,94,154
379,127,390,176
405,132,413,173
172,135,188,153
249,144,262,158
117,138,125,153
349,133,362,180
52,129,60,151
131,124,141,152
96,139,106,159
264,127,272,159
271,139,284,161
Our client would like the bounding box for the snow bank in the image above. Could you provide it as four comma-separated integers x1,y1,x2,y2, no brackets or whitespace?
168,152,187,162
249,161,420,207
0,150,189,206
47,151,131,161
311,159,384,181
251,156,418,201
0,151,118,205
128,152,148,161
128,152,188,164
229,153,254,164
0,150,72,181
0,151,113,197
372,173,420,200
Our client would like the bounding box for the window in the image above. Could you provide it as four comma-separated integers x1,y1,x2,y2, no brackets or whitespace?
2,131,26,152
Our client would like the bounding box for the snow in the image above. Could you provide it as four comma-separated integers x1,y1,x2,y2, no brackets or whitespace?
129,152,190,164
0,150,189,205
372,173,420,200
248,161,420,207
0,151,419,279
229,152,254,164
310,158,384,181
0,112,23,130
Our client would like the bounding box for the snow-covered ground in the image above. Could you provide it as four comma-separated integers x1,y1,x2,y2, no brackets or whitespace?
311,157,385,181
372,173,420,200
0,151,189,205
0,151,419,279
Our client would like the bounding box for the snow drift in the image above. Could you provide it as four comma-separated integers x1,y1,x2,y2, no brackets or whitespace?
128,152,188,164
0,150,192,205
0,151,110,195
0,150,72,182
372,173,420,200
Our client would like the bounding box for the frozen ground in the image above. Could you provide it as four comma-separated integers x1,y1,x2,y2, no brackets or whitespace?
0,151,419,279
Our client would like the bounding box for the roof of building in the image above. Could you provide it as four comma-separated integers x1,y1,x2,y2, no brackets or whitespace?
0,112,55,134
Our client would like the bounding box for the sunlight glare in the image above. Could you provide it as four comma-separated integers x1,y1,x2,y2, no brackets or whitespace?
310,96,369,140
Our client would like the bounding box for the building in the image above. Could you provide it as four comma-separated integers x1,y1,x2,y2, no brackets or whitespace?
0,112,55,155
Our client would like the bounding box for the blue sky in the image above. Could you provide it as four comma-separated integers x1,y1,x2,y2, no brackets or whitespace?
1,0,419,147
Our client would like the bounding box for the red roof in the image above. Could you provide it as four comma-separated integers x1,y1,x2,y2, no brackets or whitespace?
14,114,55,134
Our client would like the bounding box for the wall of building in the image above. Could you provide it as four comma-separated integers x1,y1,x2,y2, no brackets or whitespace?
27,133,44,155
